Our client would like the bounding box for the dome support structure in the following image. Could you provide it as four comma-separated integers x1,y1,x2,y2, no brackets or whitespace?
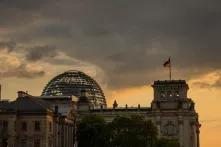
41,70,107,108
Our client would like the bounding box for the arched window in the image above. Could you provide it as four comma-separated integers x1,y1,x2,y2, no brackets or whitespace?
163,121,177,136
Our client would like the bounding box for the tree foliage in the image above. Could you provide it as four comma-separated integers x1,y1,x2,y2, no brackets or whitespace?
76,115,108,147
109,115,158,147
76,114,180,147
157,138,180,147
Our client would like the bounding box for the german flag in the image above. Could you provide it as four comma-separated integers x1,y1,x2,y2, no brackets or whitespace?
163,57,171,67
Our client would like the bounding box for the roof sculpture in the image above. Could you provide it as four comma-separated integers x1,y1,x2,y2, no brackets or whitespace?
41,70,106,107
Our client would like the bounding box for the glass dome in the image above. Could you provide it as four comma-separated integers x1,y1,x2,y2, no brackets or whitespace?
41,70,106,107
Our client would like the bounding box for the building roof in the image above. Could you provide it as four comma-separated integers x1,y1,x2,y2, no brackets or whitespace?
41,70,106,107
16,96,51,113
90,107,151,112
153,80,187,85
0,95,52,114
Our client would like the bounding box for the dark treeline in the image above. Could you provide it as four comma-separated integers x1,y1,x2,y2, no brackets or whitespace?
77,115,180,147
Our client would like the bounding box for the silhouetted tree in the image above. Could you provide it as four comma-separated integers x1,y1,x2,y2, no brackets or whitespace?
108,115,158,147
77,114,180,147
157,138,180,147
76,115,108,147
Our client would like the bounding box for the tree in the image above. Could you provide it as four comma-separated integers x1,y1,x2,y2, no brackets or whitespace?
157,138,180,147
108,115,158,147
76,115,108,147
77,114,180,147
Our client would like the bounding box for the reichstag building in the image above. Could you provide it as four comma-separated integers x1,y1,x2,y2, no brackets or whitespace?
0,70,200,147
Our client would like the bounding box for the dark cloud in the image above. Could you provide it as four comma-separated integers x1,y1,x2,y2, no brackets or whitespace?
26,45,58,61
0,0,54,28
1,0,221,88
0,41,16,52
0,42,49,79
0,64,45,78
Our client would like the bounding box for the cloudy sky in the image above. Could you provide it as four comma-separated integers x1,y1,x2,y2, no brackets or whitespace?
0,0,221,146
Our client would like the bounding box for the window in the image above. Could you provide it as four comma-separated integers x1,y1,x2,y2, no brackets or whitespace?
21,121,27,131
160,91,165,98
48,139,52,147
163,121,177,136
34,139,40,147
20,139,27,147
2,139,8,147
175,91,180,97
14,121,16,131
49,122,52,132
34,121,40,131
167,124,176,135
2,121,8,131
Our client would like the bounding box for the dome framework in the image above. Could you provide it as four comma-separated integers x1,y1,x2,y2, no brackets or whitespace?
41,70,106,107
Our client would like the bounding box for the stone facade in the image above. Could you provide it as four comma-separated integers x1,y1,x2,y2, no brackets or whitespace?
0,91,75,147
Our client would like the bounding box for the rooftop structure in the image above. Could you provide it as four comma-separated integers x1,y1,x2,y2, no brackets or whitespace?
41,70,106,108
152,80,189,100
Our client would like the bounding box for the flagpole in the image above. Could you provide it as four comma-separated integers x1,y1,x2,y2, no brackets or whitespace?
169,63,172,80
169,57,172,80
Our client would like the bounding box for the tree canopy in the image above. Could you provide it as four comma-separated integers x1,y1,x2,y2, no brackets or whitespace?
157,138,180,147
109,115,158,147
76,115,180,147
76,115,108,147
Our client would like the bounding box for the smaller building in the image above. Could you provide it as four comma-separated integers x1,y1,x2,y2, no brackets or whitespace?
0,91,76,147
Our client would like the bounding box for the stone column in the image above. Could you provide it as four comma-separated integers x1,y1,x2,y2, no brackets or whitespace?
178,116,184,147
58,123,61,147
196,123,201,147
156,116,161,137
191,122,197,147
